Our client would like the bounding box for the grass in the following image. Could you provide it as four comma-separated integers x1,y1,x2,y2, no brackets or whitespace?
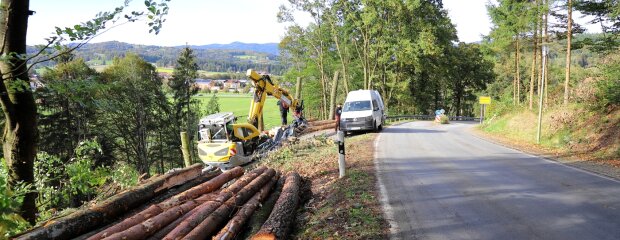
480,104,620,162
156,67,174,73
254,133,389,239
194,93,283,129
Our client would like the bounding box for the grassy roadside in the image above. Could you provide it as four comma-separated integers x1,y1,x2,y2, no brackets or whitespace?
256,133,389,239
478,104,620,166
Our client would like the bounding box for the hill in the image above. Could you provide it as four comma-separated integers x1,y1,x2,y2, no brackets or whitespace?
27,41,286,75
190,42,279,55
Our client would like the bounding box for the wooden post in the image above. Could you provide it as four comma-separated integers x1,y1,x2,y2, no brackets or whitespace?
294,76,302,100
181,132,192,167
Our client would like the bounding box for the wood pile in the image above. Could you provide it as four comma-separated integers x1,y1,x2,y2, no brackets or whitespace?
304,119,337,134
14,164,303,240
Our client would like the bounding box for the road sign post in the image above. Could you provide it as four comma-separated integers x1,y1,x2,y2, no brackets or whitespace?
479,96,491,124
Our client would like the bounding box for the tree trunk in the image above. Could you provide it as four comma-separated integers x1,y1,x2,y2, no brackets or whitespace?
16,164,210,240
252,172,301,240
162,167,272,239
564,0,572,105
0,0,38,224
328,71,340,120
87,166,241,240
529,21,538,110
294,77,302,100
213,175,278,240
183,172,278,239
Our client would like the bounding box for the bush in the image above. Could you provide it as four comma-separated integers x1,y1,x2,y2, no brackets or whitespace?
597,55,620,108
439,115,450,124
35,140,111,221
596,78,620,108
0,160,31,237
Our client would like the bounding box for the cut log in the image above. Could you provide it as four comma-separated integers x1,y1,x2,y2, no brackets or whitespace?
143,190,221,240
103,199,199,240
162,167,270,239
104,167,260,240
88,167,243,240
76,169,219,240
237,175,286,239
184,171,279,240
252,172,301,240
212,173,279,240
307,119,336,127
14,164,206,240
305,122,337,133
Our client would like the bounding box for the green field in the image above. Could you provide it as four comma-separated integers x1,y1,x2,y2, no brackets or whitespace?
195,93,283,129
156,67,174,73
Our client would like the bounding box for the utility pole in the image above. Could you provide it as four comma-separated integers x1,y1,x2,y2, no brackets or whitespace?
537,46,548,144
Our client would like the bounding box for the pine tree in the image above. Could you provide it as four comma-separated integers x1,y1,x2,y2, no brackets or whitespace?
169,47,200,132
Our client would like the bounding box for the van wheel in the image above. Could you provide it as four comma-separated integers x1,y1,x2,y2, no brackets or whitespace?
373,121,378,132
378,123,383,131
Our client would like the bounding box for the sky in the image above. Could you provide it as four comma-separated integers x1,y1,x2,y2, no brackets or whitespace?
26,0,599,46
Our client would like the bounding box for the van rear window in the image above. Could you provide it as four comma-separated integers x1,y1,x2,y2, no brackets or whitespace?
343,101,371,112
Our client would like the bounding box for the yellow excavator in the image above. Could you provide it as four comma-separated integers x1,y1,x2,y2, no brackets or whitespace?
196,69,306,170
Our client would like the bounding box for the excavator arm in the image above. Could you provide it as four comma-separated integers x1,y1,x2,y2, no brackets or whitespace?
246,69,304,128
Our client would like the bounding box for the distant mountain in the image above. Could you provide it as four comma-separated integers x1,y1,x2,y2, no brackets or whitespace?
27,41,287,75
189,42,279,55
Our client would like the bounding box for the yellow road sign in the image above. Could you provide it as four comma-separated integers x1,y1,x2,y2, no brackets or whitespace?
479,96,491,105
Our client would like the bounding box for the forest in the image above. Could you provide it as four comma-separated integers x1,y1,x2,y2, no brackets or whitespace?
0,0,619,237
276,0,618,120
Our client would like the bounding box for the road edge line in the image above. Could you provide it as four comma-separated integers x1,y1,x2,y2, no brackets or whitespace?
467,125,620,184
374,128,401,240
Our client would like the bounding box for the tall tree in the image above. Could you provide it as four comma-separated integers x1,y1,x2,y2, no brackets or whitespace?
448,43,496,116
0,0,171,223
100,54,168,174
574,0,620,52
0,0,38,223
487,0,533,105
168,47,199,161
37,59,101,163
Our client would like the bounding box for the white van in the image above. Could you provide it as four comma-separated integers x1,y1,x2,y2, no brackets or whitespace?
339,90,386,133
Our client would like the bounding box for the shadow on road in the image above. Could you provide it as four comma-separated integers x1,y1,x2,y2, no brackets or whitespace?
376,155,620,240
382,126,445,134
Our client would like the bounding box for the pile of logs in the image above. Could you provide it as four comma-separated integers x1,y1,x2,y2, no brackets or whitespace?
304,119,337,134
14,165,302,240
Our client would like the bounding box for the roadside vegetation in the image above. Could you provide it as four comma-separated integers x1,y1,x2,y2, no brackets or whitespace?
479,1,620,165
256,133,389,239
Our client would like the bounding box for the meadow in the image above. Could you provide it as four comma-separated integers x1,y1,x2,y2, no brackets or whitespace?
195,93,284,129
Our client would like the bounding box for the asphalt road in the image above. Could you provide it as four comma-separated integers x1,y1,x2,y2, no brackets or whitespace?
375,121,620,240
